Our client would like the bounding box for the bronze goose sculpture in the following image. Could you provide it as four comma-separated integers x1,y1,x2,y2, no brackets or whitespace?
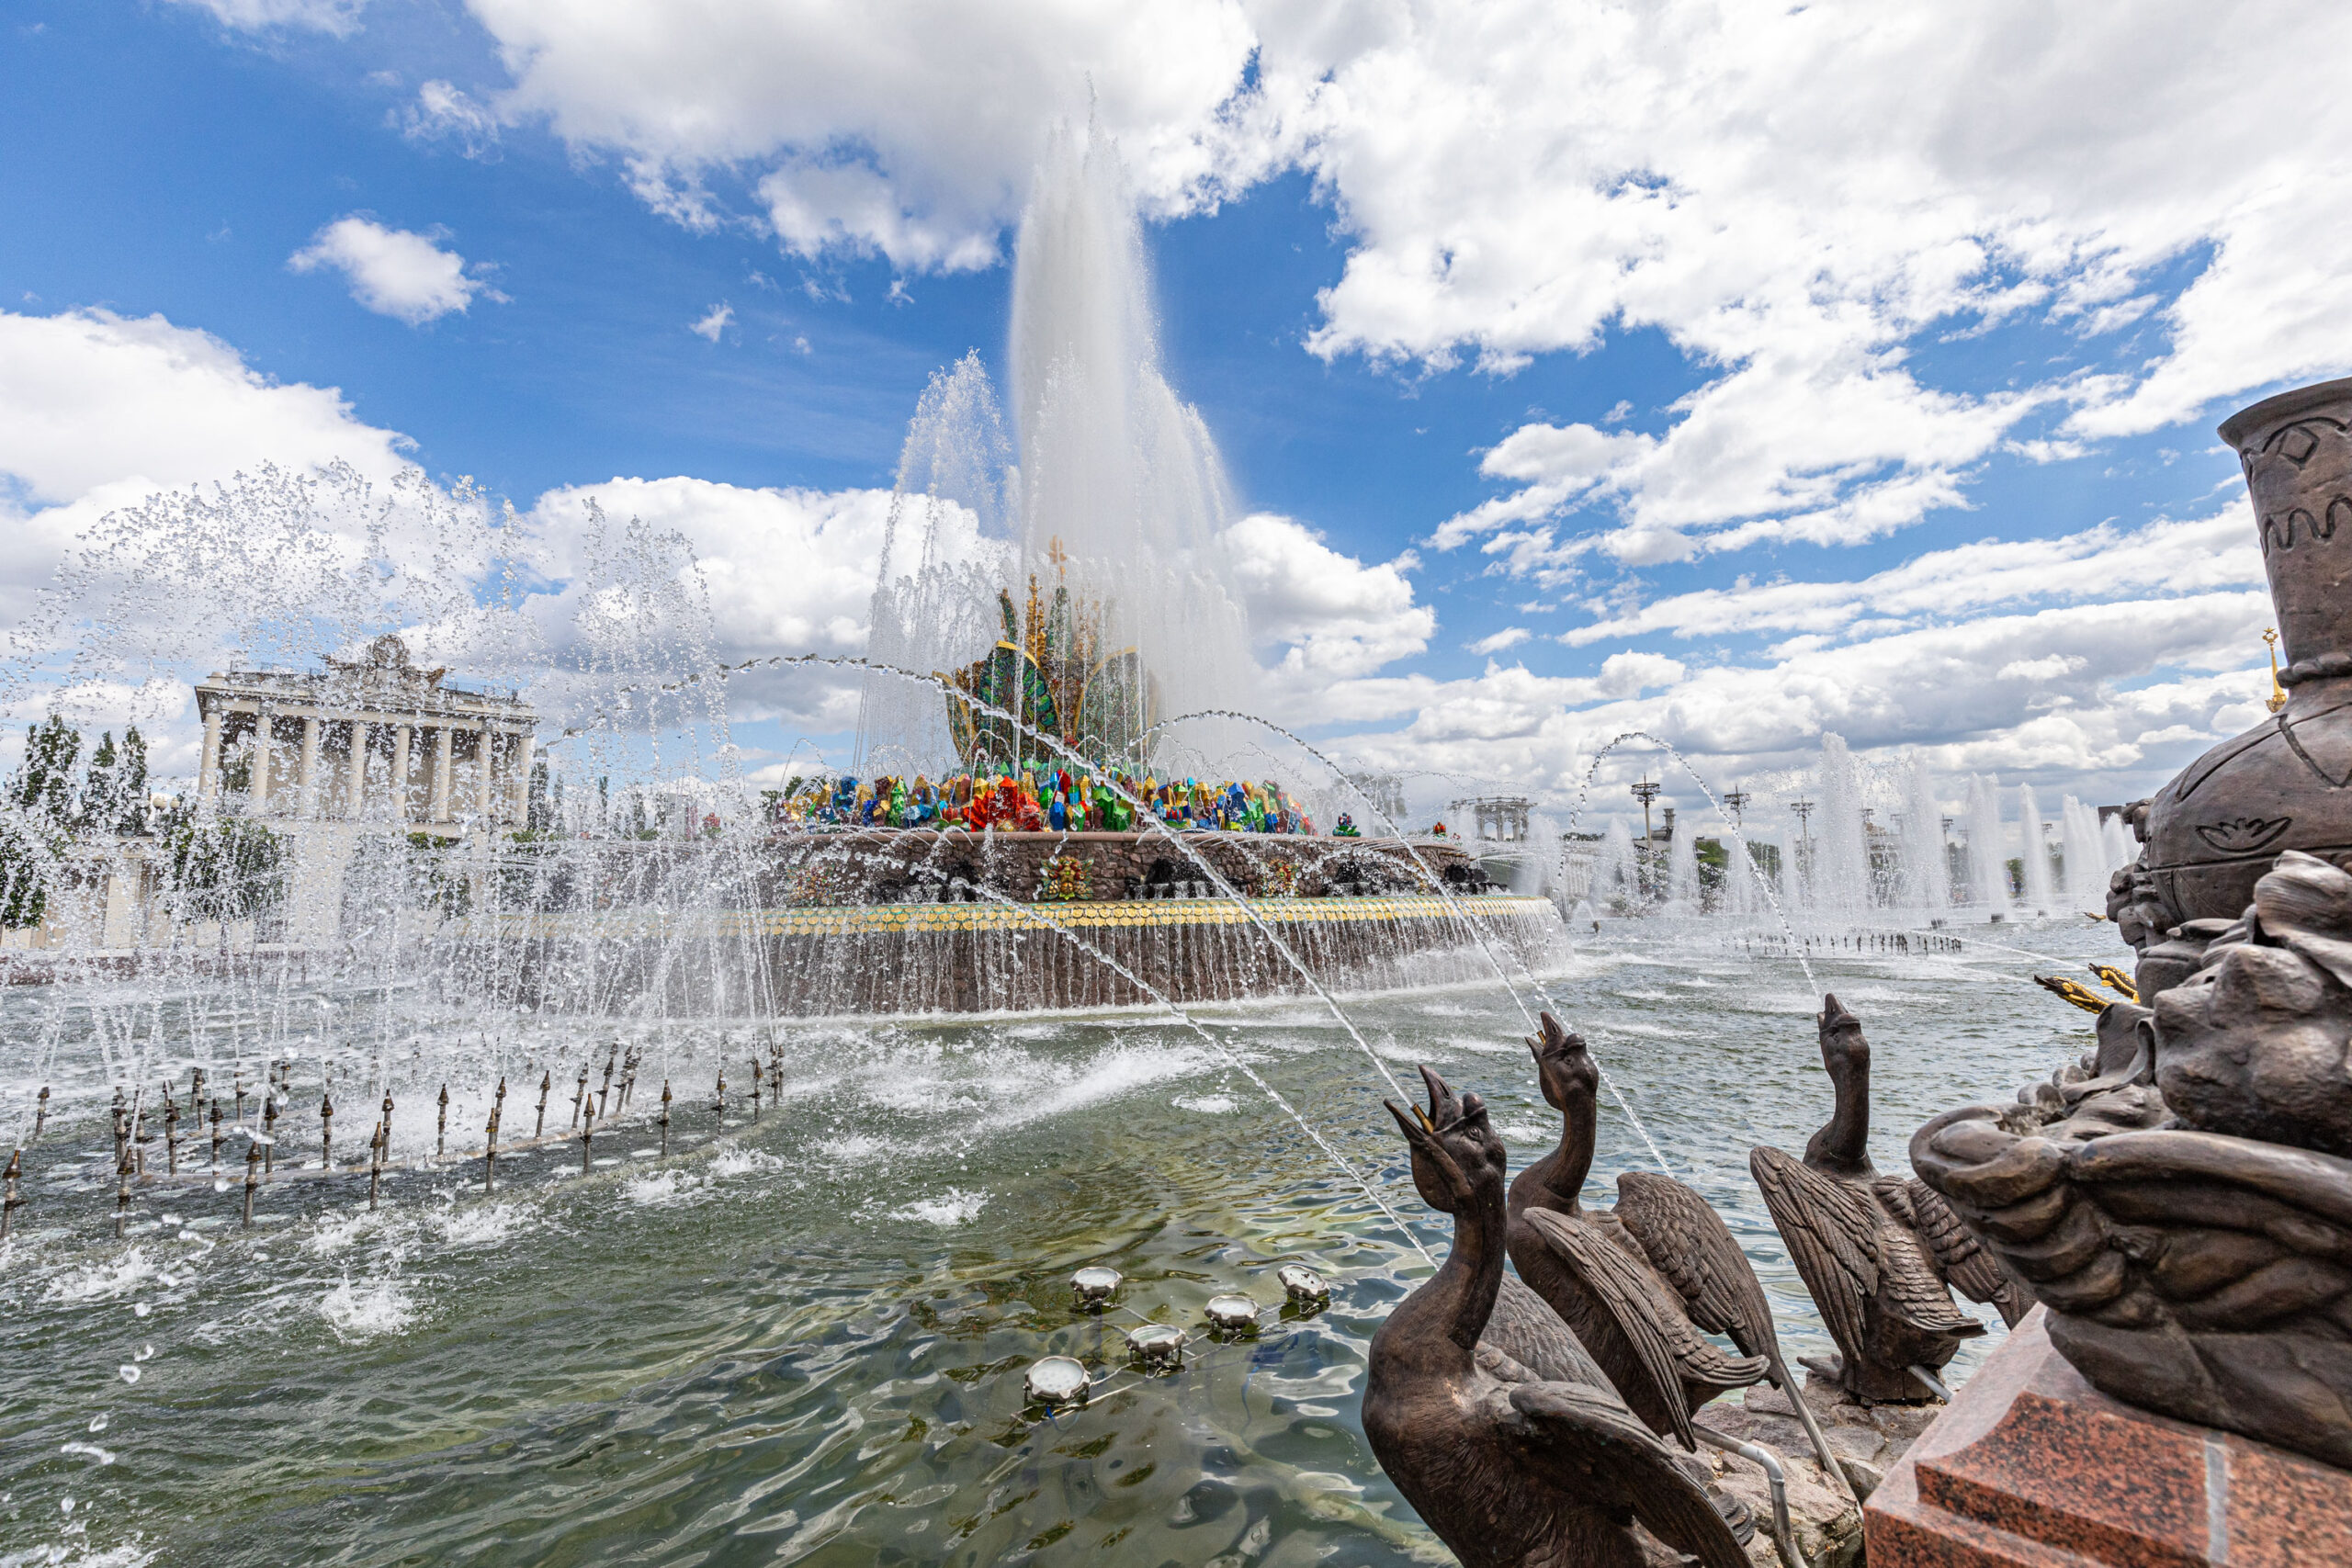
1749,994,2029,1404
1363,1066,1748,1568
1507,1013,1854,1496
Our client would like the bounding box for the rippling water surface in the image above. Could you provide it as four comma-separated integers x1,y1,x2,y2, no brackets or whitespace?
0,917,2118,1566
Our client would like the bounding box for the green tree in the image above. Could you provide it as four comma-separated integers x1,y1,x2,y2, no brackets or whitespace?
117,726,149,835
79,731,119,835
157,810,288,922
0,818,52,928
11,716,81,824
65,725,152,838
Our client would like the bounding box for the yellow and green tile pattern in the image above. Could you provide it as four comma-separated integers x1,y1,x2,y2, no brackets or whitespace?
462,895,1558,942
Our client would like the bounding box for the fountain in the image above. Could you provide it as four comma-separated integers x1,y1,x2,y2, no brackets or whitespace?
1962,774,2008,911
2015,784,2053,915
0,107,2211,1568
2059,794,2108,912
860,122,1250,781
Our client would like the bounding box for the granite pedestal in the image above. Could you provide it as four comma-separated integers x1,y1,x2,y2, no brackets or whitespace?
1867,1310,2352,1566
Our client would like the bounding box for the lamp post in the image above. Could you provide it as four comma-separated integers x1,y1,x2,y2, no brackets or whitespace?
1788,797,1815,897
1630,779,1662,903
1721,787,1751,900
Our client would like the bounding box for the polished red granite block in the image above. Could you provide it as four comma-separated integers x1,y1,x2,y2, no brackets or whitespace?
2224,1438,2352,1568
1867,1310,2352,1567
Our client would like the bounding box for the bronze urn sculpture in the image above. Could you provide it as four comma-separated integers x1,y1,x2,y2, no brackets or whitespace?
2135,376,2352,929
1914,377,2352,1472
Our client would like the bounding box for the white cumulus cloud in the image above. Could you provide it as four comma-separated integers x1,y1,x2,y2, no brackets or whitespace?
406,1,2352,566
1223,512,1434,682
1468,627,1530,656
688,302,732,342
0,308,432,764
422,0,1261,271
0,308,412,637
288,217,492,325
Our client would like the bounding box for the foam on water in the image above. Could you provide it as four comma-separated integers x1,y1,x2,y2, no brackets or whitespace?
302,1209,385,1257
318,1273,418,1342
1443,1033,1528,1056
437,1202,525,1248
889,1189,987,1226
1006,1041,1215,1127
707,1146,784,1179
0,1544,161,1568
621,1169,699,1208
43,1249,162,1304
1170,1093,1237,1114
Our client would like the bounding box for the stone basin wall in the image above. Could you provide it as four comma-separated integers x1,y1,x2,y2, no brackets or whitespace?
463,892,1568,1018
757,829,1476,905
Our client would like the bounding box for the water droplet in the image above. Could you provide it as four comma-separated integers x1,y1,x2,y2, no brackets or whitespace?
88,1414,107,1433
135,1344,155,1361
132,1303,150,1318
61,1497,74,1515
117,1365,140,1384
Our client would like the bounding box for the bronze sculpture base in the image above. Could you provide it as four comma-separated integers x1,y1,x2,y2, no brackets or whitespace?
1867,1311,2352,1566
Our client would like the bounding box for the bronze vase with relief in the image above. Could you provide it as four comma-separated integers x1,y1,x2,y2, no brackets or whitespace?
2142,377,2352,925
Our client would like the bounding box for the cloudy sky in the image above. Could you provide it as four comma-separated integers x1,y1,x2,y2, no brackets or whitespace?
4,0,2344,831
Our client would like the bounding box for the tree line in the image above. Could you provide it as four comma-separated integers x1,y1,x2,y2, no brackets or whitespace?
0,716,285,933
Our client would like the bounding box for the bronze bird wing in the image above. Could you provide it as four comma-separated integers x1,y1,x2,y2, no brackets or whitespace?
1901,1174,2034,1327
1487,1272,1611,1390
1522,1208,1768,1450
1749,1145,1879,1361
1876,1212,1989,1337
1497,1378,1751,1568
1616,1169,1783,1364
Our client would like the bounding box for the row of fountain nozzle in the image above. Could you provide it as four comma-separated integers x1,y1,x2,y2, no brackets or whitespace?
1023,1263,1330,1406
1138,881,1217,901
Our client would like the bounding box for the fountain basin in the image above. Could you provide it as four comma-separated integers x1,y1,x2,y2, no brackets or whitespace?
458,893,1568,1016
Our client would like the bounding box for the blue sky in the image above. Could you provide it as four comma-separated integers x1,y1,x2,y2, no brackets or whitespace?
5,0,2346,841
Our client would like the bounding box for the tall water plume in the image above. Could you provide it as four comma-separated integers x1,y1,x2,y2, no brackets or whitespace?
2061,795,2108,911
1663,813,1701,912
1718,820,1767,916
1810,733,1873,913
1594,818,1638,911
1964,775,2010,908
2017,784,2053,912
859,125,1251,775
1902,750,1951,911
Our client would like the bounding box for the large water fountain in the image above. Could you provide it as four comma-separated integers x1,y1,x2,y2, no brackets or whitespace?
0,127,2157,1568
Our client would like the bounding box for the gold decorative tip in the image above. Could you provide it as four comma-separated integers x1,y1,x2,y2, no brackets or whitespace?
2088,963,2140,1002
2266,626,2288,714
2034,974,2109,1014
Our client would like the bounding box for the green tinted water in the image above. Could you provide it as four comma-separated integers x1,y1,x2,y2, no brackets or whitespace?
0,919,2113,1566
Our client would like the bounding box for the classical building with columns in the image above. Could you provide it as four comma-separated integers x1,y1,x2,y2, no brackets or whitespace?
195,636,537,832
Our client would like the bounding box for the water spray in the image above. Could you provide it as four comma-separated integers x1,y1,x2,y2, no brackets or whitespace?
960,884,1434,1265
